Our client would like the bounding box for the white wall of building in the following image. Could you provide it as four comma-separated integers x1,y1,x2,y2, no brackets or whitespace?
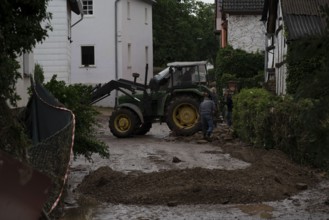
34,0,72,83
71,0,154,107
119,0,153,84
227,14,265,53
15,54,34,108
71,0,115,84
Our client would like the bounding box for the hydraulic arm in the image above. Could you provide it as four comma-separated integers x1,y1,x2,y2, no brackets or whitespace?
90,78,148,105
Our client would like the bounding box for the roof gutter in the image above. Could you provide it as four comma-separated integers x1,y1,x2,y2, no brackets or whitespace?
71,0,84,28
71,14,84,28
115,0,121,81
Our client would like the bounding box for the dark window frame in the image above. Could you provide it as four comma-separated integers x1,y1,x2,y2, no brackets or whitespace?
81,46,95,67
82,0,93,15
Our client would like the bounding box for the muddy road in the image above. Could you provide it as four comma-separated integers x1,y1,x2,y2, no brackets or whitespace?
61,112,329,220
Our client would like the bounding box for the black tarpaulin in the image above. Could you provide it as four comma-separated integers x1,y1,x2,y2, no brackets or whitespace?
24,80,75,214
25,81,72,145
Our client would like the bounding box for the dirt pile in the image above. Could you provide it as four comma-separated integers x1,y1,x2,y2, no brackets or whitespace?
76,124,322,205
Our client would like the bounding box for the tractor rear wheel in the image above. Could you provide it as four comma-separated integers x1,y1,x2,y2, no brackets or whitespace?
134,122,152,135
166,96,201,136
109,108,138,138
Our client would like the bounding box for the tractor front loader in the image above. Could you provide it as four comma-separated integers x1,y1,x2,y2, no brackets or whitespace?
90,61,218,138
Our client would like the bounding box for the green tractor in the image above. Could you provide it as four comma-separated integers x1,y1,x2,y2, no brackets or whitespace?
91,61,217,138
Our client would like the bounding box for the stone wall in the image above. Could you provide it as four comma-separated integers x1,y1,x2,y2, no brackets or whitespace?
227,14,265,53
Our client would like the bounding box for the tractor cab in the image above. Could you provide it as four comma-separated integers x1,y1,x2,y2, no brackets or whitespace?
149,61,208,91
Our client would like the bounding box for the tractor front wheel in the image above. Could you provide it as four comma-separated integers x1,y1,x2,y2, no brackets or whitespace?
109,108,138,138
166,96,201,136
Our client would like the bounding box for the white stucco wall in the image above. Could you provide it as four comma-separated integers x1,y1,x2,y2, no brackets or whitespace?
119,0,153,84
71,0,115,85
227,14,265,53
34,0,71,83
15,54,34,108
71,0,154,107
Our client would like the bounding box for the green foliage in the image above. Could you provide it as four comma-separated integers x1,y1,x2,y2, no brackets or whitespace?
320,4,329,31
215,46,264,78
233,88,275,147
286,38,328,96
286,6,329,98
0,100,30,160
0,0,51,55
45,75,109,161
0,0,51,104
215,46,264,93
233,90,329,170
270,97,329,169
0,0,50,160
0,56,21,105
221,73,238,85
207,68,216,82
274,6,329,170
153,0,218,66
34,63,45,83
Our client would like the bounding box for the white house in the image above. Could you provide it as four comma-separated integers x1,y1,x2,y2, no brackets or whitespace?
261,0,329,95
33,0,83,83
15,54,34,107
15,0,83,107
216,0,265,53
70,0,155,107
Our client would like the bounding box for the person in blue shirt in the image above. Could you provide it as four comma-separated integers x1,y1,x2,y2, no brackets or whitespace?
199,92,216,140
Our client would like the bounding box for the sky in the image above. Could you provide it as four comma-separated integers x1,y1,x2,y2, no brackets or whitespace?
200,0,215,4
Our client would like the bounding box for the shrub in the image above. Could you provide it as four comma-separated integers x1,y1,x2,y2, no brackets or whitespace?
34,63,45,83
286,35,329,98
271,97,329,169
0,100,30,160
214,46,264,93
233,88,275,147
44,75,109,160
233,89,329,170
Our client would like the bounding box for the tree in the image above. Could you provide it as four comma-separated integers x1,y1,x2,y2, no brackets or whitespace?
0,0,51,158
153,0,218,67
194,1,218,63
0,0,51,105
214,46,264,92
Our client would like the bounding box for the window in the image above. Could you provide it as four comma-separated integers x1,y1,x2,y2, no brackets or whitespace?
83,0,93,15
81,46,95,67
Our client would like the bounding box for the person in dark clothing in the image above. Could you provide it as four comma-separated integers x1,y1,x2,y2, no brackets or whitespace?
199,92,216,140
226,93,233,127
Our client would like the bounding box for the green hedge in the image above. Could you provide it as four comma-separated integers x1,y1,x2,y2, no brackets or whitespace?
270,97,329,169
233,88,275,147
233,88,329,170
